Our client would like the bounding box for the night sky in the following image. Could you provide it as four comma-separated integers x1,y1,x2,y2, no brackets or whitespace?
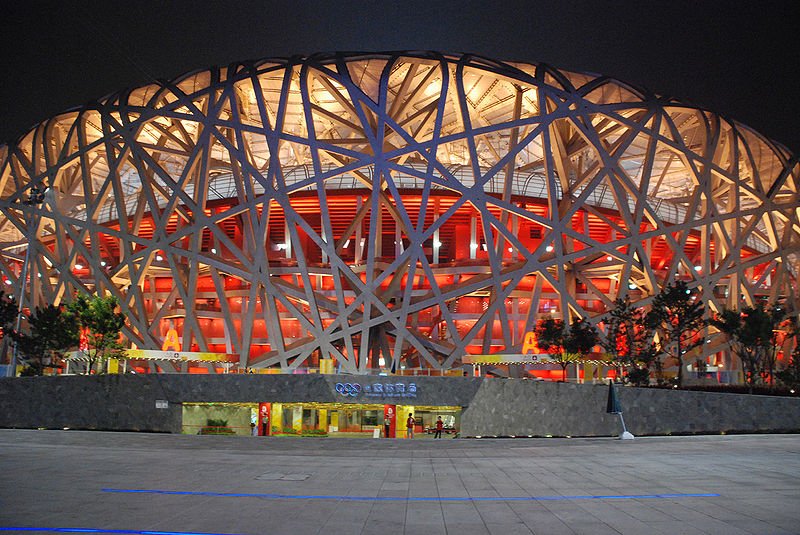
2,1,798,153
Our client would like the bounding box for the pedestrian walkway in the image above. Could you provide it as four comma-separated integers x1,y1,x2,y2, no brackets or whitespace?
0,430,798,534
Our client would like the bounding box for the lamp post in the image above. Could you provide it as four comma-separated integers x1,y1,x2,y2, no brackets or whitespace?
8,185,46,377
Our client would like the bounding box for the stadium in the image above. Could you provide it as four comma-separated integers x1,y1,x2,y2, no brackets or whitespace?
1,51,799,378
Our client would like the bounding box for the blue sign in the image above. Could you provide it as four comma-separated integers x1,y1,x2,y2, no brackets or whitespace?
335,382,417,398
335,382,361,397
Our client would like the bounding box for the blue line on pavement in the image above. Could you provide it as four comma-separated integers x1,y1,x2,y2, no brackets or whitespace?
102,488,720,502
0,529,246,535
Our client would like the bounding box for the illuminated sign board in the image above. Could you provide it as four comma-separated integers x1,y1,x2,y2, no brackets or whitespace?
335,382,418,399
521,331,539,354
162,327,181,352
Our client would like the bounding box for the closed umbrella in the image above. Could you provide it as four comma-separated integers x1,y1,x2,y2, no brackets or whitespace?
606,380,634,439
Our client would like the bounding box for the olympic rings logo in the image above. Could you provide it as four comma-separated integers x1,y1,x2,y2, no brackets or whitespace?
335,382,361,397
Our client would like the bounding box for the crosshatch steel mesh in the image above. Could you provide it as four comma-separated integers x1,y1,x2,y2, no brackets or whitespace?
1,52,799,372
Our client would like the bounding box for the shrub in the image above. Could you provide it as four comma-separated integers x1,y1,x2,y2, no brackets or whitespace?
627,367,650,387
199,418,235,435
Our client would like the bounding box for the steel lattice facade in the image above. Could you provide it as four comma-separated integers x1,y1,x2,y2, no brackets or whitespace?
1,51,799,374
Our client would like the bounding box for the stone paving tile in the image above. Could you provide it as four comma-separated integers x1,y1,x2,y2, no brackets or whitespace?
366,502,407,522
644,521,708,535
361,520,405,535
403,521,446,535
475,501,522,524
320,521,368,535
440,502,484,523
442,522,491,535
732,518,799,535
485,521,534,534
510,509,576,535
566,521,621,534
610,500,677,522
573,500,655,532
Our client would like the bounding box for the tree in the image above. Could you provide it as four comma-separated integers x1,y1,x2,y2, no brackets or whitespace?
564,318,600,361
0,290,16,337
601,297,656,386
711,303,786,393
602,297,636,366
765,316,795,386
535,318,569,381
0,290,18,374
11,304,79,376
66,294,126,374
776,349,800,390
646,281,705,388
535,317,599,382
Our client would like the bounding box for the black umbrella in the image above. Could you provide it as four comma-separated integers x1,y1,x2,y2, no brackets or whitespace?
606,380,622,414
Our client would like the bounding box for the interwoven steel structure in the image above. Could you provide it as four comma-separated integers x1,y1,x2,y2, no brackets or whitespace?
1,52,799,373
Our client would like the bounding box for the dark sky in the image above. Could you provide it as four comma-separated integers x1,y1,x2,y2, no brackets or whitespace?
2,1,798,153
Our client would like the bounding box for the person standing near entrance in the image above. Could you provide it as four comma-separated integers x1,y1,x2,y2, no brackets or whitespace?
434,416,444,439
384,415,391,438
406,413,415,439
261,414,269,436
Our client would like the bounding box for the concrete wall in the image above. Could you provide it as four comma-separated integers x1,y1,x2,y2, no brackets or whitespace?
0,374,183,433
1,374,799,436
460,380,800,437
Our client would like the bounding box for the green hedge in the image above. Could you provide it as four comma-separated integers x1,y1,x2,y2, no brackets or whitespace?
199,418,236,435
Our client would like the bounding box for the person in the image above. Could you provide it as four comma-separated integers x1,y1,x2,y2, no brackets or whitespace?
384,415,391,438
434,416,444,439
250,422,257,436
261,414,269,436
406,413,415,439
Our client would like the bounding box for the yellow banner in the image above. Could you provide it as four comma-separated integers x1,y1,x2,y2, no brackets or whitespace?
463,354,554,365
125,349,239,363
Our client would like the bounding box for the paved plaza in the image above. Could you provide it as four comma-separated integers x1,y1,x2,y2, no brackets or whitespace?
0,429,798,534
